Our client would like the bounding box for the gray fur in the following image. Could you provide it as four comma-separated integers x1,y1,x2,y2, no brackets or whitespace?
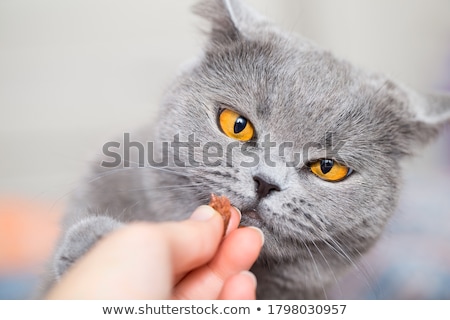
37,0,450,299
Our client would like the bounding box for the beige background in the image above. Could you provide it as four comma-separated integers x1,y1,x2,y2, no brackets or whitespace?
1,0,450,299
1,0,449,200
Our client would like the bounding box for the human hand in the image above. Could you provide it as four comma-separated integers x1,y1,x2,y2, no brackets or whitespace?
46,205,264,299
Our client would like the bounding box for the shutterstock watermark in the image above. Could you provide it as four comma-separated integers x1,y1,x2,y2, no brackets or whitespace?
101,132,346,168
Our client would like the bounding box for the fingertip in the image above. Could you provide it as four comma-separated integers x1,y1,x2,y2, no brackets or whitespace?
219,271,257,300
240,270,257,288
189,205,219,221
224,206,241,237
232,206,241,221
246,226,265,247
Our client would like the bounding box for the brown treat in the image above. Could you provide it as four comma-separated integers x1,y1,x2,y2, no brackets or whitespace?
209,194,231,235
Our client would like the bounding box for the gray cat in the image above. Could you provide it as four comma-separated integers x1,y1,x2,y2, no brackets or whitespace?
38,0,450,299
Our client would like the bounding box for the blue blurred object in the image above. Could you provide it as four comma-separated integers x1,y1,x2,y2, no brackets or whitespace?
0,274,38,300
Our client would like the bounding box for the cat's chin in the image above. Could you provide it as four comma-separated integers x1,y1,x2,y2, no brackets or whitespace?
240,208,266,229
236,200,273,229
241,209,261,220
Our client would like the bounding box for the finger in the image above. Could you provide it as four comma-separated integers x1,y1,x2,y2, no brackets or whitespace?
224,206,241,236
173,205,241,284
157,206,226,276
218,271,257,300
172,226,264,299
209,226,264,278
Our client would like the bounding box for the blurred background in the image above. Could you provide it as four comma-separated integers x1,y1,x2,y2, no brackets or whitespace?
0,0,449,299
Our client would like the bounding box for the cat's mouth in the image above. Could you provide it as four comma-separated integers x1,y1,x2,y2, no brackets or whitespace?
240,206,265,228
241,208,262,221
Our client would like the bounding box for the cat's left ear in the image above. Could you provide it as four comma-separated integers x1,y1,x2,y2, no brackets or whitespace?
406,90,450,146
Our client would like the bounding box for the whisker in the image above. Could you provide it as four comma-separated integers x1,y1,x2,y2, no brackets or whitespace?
302,240,328,299
325,237,375,297
114,183,206,193
312,240,342,299
351,246,380,298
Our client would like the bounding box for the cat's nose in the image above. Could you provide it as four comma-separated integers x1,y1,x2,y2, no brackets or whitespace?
253,175,281,199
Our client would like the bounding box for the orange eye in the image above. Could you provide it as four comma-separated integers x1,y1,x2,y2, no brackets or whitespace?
218,109,255,142
310,159,351,182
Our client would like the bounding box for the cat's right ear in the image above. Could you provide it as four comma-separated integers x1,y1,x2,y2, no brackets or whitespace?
192,0,265,46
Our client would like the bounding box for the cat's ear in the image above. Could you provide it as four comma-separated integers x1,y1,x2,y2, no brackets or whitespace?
415,92,450,126
404,89,450,148
193,0,265,46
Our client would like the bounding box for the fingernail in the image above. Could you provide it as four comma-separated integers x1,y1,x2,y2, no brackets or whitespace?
232,206,242,221
247,226,265,246
240,270,257,287
223,206,241,237
190,205,216,221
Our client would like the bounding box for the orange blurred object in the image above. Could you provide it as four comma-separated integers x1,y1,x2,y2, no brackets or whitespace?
0,197,62,274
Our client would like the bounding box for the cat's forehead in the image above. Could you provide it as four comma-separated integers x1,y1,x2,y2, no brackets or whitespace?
187,32,412,171
199,34,386,136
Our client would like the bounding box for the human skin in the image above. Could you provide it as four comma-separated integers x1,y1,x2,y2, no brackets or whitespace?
46,205,264,300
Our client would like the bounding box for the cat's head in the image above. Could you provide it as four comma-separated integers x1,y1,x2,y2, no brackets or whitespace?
154,0,450,269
